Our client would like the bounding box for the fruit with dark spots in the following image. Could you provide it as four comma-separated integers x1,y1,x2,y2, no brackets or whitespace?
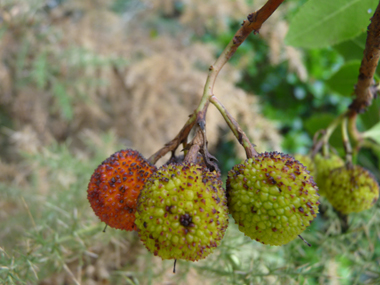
87,149,157,231
325,165,379,214
135,162,229,261
227,152,320,246
314,153,344,196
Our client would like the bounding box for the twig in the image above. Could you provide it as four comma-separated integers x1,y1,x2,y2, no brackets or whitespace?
349,2,380,113
148,0,284,164
201,0,285,105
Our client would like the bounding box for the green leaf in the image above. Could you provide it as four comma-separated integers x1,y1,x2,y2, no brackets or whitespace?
326,61,360,96
362,121,380,144
359,98,380,130
333,32,366,61
304,113,343,150
304,113,336,135
285,0,377,48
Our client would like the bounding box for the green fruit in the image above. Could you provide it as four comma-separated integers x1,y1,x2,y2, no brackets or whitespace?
135,163,229,261
294,154,316,178
227,152,320,246
325,165,379,214
314,153,344,196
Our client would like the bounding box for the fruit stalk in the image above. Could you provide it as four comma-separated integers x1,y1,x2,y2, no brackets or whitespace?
210,95,257,158
183,128,203,164
321,111,348,156
341,117,353,165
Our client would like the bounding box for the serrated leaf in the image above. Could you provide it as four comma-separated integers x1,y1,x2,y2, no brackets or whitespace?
326,61,360,96
285,0,377,48
362,121,380,144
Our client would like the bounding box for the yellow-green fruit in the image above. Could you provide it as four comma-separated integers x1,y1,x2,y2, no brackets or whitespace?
314,153,344,195
227,152,320,246
294,154,316,178
135,163,229,261
325,165,379,214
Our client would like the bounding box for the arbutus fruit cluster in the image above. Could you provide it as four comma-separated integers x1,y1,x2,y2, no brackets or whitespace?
85,0,379,273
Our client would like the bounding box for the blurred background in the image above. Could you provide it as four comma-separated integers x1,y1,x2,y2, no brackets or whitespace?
1,0,379,284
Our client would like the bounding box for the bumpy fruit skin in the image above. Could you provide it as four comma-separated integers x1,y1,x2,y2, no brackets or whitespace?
325,165,379,214
294,154,316,178
135,163,229,261
87,149,157,231
227,152,320,246
314,153,344,196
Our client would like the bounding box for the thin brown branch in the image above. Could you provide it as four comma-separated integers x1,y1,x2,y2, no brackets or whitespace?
206,0,285,99
349,2,380,114
148,0,284,164
231,0,285,57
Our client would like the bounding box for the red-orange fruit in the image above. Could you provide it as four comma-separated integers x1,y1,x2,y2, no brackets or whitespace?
87,149,157,231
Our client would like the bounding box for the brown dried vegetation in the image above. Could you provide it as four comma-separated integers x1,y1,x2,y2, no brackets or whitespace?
0,0,282,161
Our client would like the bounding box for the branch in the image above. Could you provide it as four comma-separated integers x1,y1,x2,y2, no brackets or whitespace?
349,2,380,113
148,0,284,164
232,0,285,53
203,0,285,102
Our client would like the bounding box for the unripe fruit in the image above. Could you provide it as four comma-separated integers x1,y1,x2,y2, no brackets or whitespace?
135,163,229,261
87,149,157,231
294,154,316,178
314,153,344,196
227,152,320,246
324,165,379,214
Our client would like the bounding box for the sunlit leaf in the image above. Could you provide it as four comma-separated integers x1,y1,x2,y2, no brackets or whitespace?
333,32,366,61
286,0,377,48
